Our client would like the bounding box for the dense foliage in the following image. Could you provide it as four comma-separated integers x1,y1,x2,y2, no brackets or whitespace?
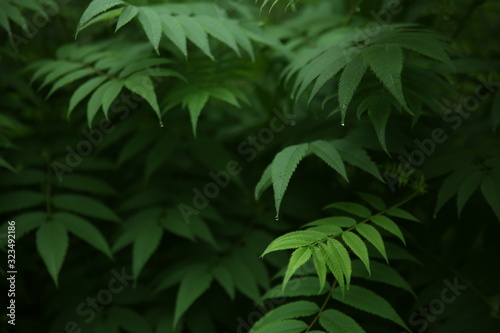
1,0,500,332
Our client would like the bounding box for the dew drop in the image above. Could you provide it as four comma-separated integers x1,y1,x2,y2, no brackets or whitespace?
159,121,164,128
341,121,345,127
275,215,279,221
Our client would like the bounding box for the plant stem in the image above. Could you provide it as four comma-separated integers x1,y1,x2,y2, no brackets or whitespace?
310,191,419,247
305,279,338,332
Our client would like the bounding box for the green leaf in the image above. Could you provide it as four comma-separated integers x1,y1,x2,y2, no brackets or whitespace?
0,168,43,186
457,171,485,216
290,48,337,96
52,194,120,222
55,212,112,258
76,8,124,36
186,90,210,137
255,164,272,201
36,220,68,286
229,21,255,59
251,319,307,333
379,242,421,264
119,58,174,78
481,175,500,221
324,202,371,218
174,268,213,327
138,8,162,54
355,224,387,262
338,55,367,123
342,231,370,275
368,97,391,153
311,246,327,292
196,16,240,56
39,62,82,90
68,76,106,117
370,215,405,245
323,239,352,288
356,192,386,211
307,54,349,103
115,6,138,31
262,230,326,256
47,68,95,98
283,247,312,290
227,255,261,301
15,0,46,13
392,32,452,66
0,165,35,182
0,191,44,214
87,80,115,127
133,223,163,279
352,260,415,296
208,86,241,107
308,225,342,236
109,307,153,333
363,43,407,108
238,248,270,290
0,7,11,36
161,209,195,241
309,140,348,182
0,156,16,172
305,216,357,228
385,207,419,222
356,95,378,119
319,309,365,333
154,263,207,295
79,0,126,27
161,16,187,57
320,240,346,293
190,216,219,249
212,264,235,300
155,316,181,333
30,61,58,85
331,285,409,331
1,2,26,32
435,166,477,216
252,301,319,332
176,16,214,59
124,73,161,119
271,143,309,216
58,174,116,196
102,80,124,118
0,212,45,240
333,139,383,182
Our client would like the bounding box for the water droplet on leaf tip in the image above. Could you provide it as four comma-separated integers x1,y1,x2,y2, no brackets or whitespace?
160,122,164,127
341,121,345,127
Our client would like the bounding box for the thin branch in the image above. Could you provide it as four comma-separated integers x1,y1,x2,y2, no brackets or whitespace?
305,279,338,332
